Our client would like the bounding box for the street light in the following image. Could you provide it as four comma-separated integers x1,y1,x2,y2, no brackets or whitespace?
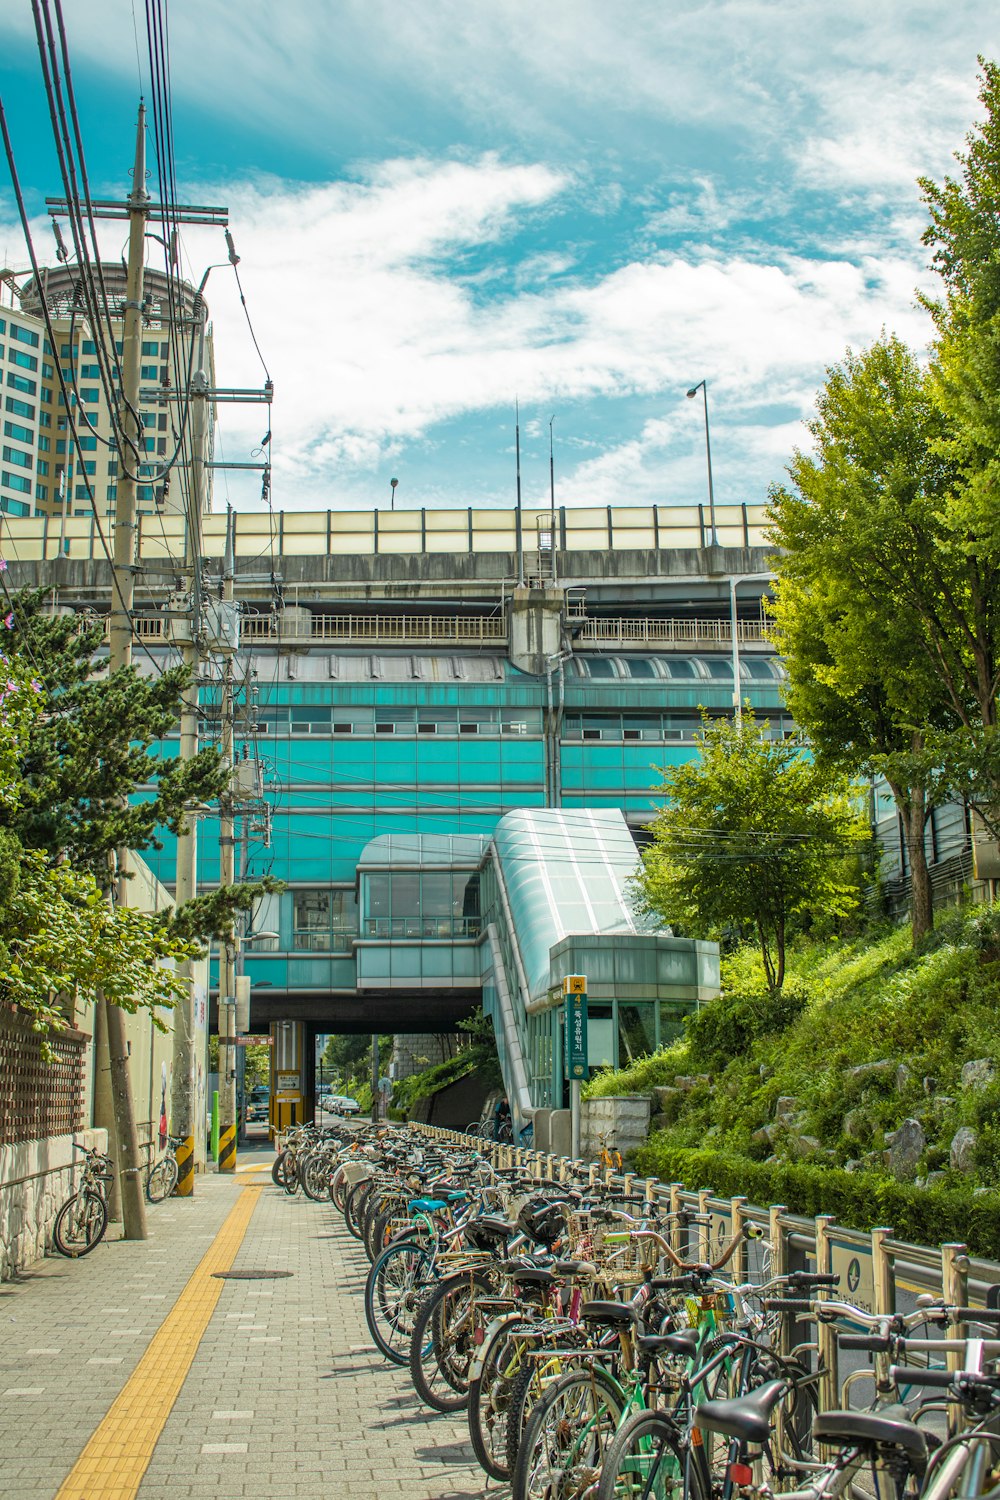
389,477,398,510
729,570,775,725
686,380,718,545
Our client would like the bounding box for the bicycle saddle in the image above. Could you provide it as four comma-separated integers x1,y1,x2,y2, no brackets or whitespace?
636,1325,702,1358
813,1407,928,1463
696,1379,787,1444
580,1300,638,1328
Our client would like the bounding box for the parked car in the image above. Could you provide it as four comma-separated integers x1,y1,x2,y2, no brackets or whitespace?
246,1085,270,1123
327,1094,361,1116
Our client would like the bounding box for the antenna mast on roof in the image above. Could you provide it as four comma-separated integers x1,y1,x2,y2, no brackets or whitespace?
515,398,524,586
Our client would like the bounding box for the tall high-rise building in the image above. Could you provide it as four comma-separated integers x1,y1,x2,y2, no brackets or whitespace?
0,262,215,522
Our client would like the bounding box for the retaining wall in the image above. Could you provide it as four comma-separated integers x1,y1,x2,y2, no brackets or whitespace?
0,1129,108,1280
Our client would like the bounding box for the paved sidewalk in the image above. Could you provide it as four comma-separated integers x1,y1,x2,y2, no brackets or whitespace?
0,1150,495,1499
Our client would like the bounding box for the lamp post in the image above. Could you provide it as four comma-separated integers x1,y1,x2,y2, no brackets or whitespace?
389,477,398,510
729,571,775,724
686,380,717,545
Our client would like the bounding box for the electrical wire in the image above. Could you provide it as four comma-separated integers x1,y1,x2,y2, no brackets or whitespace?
0,97,162,675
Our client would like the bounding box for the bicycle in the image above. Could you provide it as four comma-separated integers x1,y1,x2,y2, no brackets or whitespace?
598,1132,624,1173
53,1145,114,1257
145,1136,181,1202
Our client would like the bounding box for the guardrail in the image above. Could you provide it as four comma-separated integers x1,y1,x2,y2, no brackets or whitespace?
573,618,771,648
410,1120,999,1411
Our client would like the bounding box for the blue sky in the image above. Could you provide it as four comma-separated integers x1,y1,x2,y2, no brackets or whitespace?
0,2,992,514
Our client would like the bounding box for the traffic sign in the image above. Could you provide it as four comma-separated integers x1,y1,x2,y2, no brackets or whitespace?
563,974,588,1078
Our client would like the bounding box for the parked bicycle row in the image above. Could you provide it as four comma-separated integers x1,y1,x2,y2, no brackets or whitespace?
274,1119,1000,1500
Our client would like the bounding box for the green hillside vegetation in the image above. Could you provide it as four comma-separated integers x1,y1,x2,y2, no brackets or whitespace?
586,907,1000,1250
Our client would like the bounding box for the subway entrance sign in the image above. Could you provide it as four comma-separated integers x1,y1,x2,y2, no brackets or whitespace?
564,974,588,1079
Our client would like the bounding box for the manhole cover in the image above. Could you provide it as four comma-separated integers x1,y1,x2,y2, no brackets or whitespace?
212,1270,294,1280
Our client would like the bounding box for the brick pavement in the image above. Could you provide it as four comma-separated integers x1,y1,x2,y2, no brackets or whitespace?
0,1150,497,1500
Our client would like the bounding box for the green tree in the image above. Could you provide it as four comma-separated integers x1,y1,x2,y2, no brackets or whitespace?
768,336,958,942
0,592,228,878
636,712,867,992
0,648,198,1038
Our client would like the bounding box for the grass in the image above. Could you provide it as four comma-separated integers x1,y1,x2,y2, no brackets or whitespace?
586,906,1000,1191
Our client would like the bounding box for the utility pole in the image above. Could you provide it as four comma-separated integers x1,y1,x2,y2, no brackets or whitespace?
48,116,236,1209
101,106,151,1241
170,312,208,1196
217,506,238,1172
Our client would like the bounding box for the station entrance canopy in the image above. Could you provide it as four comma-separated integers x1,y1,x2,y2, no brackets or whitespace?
356,808,719,1132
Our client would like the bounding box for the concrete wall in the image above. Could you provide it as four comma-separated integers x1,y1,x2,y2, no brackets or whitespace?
581,1094,651,1160
389,1033,464,1082
0,1128,108,1281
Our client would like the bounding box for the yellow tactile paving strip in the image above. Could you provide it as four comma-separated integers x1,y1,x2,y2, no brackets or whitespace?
55,1183,263,1500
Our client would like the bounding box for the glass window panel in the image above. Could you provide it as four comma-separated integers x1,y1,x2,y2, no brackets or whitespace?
618,1002,656,1068
583,657,618,678
366,873,390,934
658,1002,688,1047
420,871,453,917
393,873,421,913
703,659,733,678
663,658,696,678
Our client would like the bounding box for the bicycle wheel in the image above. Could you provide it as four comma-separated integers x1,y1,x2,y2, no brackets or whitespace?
271,1150,292,1186
408,1272,491,1413
596,1409,700,1500
364,1240,435,1365
468,1317,535,1481
301,1153,332,1202
344,1179,370,1237
145,1155,179,1203
53,1190,108,1257
512,1365,627,1500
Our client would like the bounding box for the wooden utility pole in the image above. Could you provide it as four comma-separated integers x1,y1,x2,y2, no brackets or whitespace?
217,507,238,1173
48,111,234,1214
101,105,151,1241
170,321,208,1195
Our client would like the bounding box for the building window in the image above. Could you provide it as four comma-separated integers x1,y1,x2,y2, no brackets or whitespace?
5,397,34,420
38,410,50,427
38,434,50,452
362,870,480,939
6,373,36,395
41,361,53,379
40,387,53,405
292,889,358,951
79,388,99,404
107,459,118,477
35,482,48,501
141,340,160,355
9,324,39,348
4,420,32,444
2,471,32,494
0,495,30,515
106,485,117,502
2,445,32,469
79,364,101,379
78,434,97,450
37,460,48,477
82,340,96,355
140,364,160,380
9,349,38,372
74,483,91,500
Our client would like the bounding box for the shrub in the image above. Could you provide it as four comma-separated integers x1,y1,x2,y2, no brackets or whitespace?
686,978,809,1070
632,1138,1000,1256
